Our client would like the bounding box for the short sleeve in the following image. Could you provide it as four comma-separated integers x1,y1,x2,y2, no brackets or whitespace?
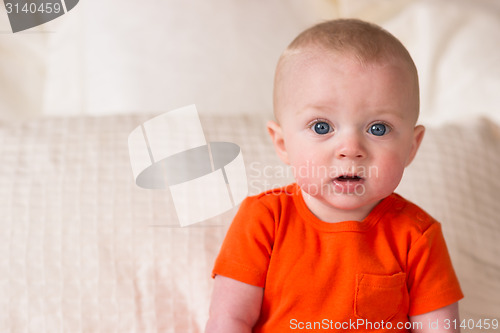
211,196,276,288
407,222,464,315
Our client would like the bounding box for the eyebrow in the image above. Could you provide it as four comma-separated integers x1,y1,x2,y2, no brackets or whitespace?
295,105,333,117
297,105,408,120
369,109,407,120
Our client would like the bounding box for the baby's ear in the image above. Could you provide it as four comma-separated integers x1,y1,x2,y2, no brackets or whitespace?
267,120,290,165
405,125,425,167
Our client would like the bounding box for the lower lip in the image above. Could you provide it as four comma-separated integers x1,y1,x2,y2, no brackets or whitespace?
332,178,365,194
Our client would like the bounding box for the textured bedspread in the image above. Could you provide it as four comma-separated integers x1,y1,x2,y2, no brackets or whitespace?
0,113,499,332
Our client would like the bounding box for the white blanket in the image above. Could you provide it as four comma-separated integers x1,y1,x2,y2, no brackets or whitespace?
0,113,499,332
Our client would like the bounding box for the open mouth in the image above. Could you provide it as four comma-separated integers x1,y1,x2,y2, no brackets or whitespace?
333,174,365,194
335,175,363,182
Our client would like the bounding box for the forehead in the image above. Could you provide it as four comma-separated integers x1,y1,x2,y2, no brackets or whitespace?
281,47,412,81
275,48,419,122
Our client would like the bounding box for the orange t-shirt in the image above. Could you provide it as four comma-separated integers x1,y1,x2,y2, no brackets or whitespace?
212,183,463,332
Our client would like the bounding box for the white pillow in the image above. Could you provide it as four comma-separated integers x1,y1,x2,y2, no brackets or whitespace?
0,13,47,122
42,0,338,117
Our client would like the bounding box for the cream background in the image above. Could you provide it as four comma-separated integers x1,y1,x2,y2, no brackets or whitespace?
1,0,500,124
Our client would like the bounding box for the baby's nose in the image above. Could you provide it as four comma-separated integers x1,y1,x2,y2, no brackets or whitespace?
336,134,366,159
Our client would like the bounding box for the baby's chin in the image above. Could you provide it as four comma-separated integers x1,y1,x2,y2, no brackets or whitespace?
321,194,379,211
302,188,383,216
298,178,395,210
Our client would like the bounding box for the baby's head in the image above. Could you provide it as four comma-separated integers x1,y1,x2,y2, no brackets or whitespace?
268,19,425,221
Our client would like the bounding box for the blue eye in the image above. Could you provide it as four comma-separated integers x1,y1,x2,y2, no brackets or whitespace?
368,123,388,136
313,122,331,135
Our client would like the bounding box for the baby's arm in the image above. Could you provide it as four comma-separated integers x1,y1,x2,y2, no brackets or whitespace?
409,302,460,333
205,275,264,333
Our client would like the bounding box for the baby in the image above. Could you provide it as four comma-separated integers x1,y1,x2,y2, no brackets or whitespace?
206,19,463,332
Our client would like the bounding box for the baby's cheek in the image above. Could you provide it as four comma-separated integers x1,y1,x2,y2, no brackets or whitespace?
374,156,406,188
292,164,318,185
291,159,329,195
291,154,323,178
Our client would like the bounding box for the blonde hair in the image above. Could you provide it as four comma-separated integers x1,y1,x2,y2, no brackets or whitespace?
273,19,419,119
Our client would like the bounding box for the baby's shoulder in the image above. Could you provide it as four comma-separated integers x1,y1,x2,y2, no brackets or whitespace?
387,193,439,234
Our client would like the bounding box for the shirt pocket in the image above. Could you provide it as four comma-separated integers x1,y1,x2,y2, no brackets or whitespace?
354,272,406,322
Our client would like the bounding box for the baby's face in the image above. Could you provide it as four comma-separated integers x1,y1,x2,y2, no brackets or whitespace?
270,50,424,221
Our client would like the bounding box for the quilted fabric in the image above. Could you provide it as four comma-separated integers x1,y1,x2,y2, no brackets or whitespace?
0,114,498,332
397,117,500,322
0,114,226,332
